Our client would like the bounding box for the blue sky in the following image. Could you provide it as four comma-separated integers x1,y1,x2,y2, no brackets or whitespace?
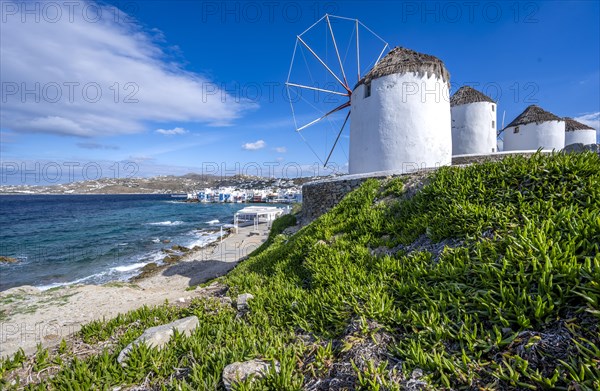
1,0,599,184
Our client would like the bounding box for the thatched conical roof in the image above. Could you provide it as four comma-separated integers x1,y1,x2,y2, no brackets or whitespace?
564,117,594,132
355,47,450,89
450,86,495,107
504,105,562,129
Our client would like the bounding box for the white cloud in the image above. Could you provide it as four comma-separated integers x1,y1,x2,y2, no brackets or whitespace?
0,1,254,137
242,140,266,150
573,112,600,142
156,127,188,135
274,146,287,153
76,142,120,150
129,155,156,162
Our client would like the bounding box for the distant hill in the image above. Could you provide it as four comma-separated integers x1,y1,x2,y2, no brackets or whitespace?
0,174,324,195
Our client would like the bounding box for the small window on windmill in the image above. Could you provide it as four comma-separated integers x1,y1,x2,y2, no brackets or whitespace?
364,82,371,98
514,126,520,133
492,105,495,112
492,120,495,128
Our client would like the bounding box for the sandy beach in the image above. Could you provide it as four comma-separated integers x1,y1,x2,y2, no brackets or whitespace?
0,223,271,358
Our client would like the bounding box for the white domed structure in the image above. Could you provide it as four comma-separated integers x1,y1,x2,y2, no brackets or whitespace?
502,105,565,151
564,117,597,146
450,86,497,155
349,47,452,174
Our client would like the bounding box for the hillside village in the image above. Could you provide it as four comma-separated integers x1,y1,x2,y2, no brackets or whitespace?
0,174,321,196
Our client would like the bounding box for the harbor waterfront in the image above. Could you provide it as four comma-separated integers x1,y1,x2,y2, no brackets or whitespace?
184,186,302,203
0,194,287,291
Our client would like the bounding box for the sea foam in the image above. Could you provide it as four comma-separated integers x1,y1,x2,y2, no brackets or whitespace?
111,262,147,272
148,221,184,226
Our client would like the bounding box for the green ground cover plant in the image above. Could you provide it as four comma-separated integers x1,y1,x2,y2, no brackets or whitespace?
1,152,598,390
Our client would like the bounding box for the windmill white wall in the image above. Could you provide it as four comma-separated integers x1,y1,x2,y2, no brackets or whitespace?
451,102,497,155
349,73,452,174
565,129,596,146
503,120,565,151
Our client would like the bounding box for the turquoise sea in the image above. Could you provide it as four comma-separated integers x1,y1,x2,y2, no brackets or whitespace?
0,194,251,291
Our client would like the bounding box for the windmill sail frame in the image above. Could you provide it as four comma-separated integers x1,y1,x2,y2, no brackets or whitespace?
286,14,388,168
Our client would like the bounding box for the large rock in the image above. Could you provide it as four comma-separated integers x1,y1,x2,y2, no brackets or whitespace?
0,256,19,264
0,285,40,295
563,143,600,154
117,316,199,364
563,143,586,153
222,360,279,390
163,254,182,264
171,244,190,253
236,293,254,311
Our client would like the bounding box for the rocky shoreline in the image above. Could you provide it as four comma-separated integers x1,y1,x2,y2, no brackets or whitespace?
129,232,231,282
0,223,270,358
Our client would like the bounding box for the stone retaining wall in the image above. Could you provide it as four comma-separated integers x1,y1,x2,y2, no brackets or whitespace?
301,172,395,224
301,151,550,224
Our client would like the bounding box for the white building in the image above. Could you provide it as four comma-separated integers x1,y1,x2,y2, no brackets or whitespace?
349,47,452,174
450,86,497,155
233,206,284,232
502,105,565,152
564,117,597,146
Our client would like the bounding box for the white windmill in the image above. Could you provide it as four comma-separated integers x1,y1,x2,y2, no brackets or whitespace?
286,15,453,175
